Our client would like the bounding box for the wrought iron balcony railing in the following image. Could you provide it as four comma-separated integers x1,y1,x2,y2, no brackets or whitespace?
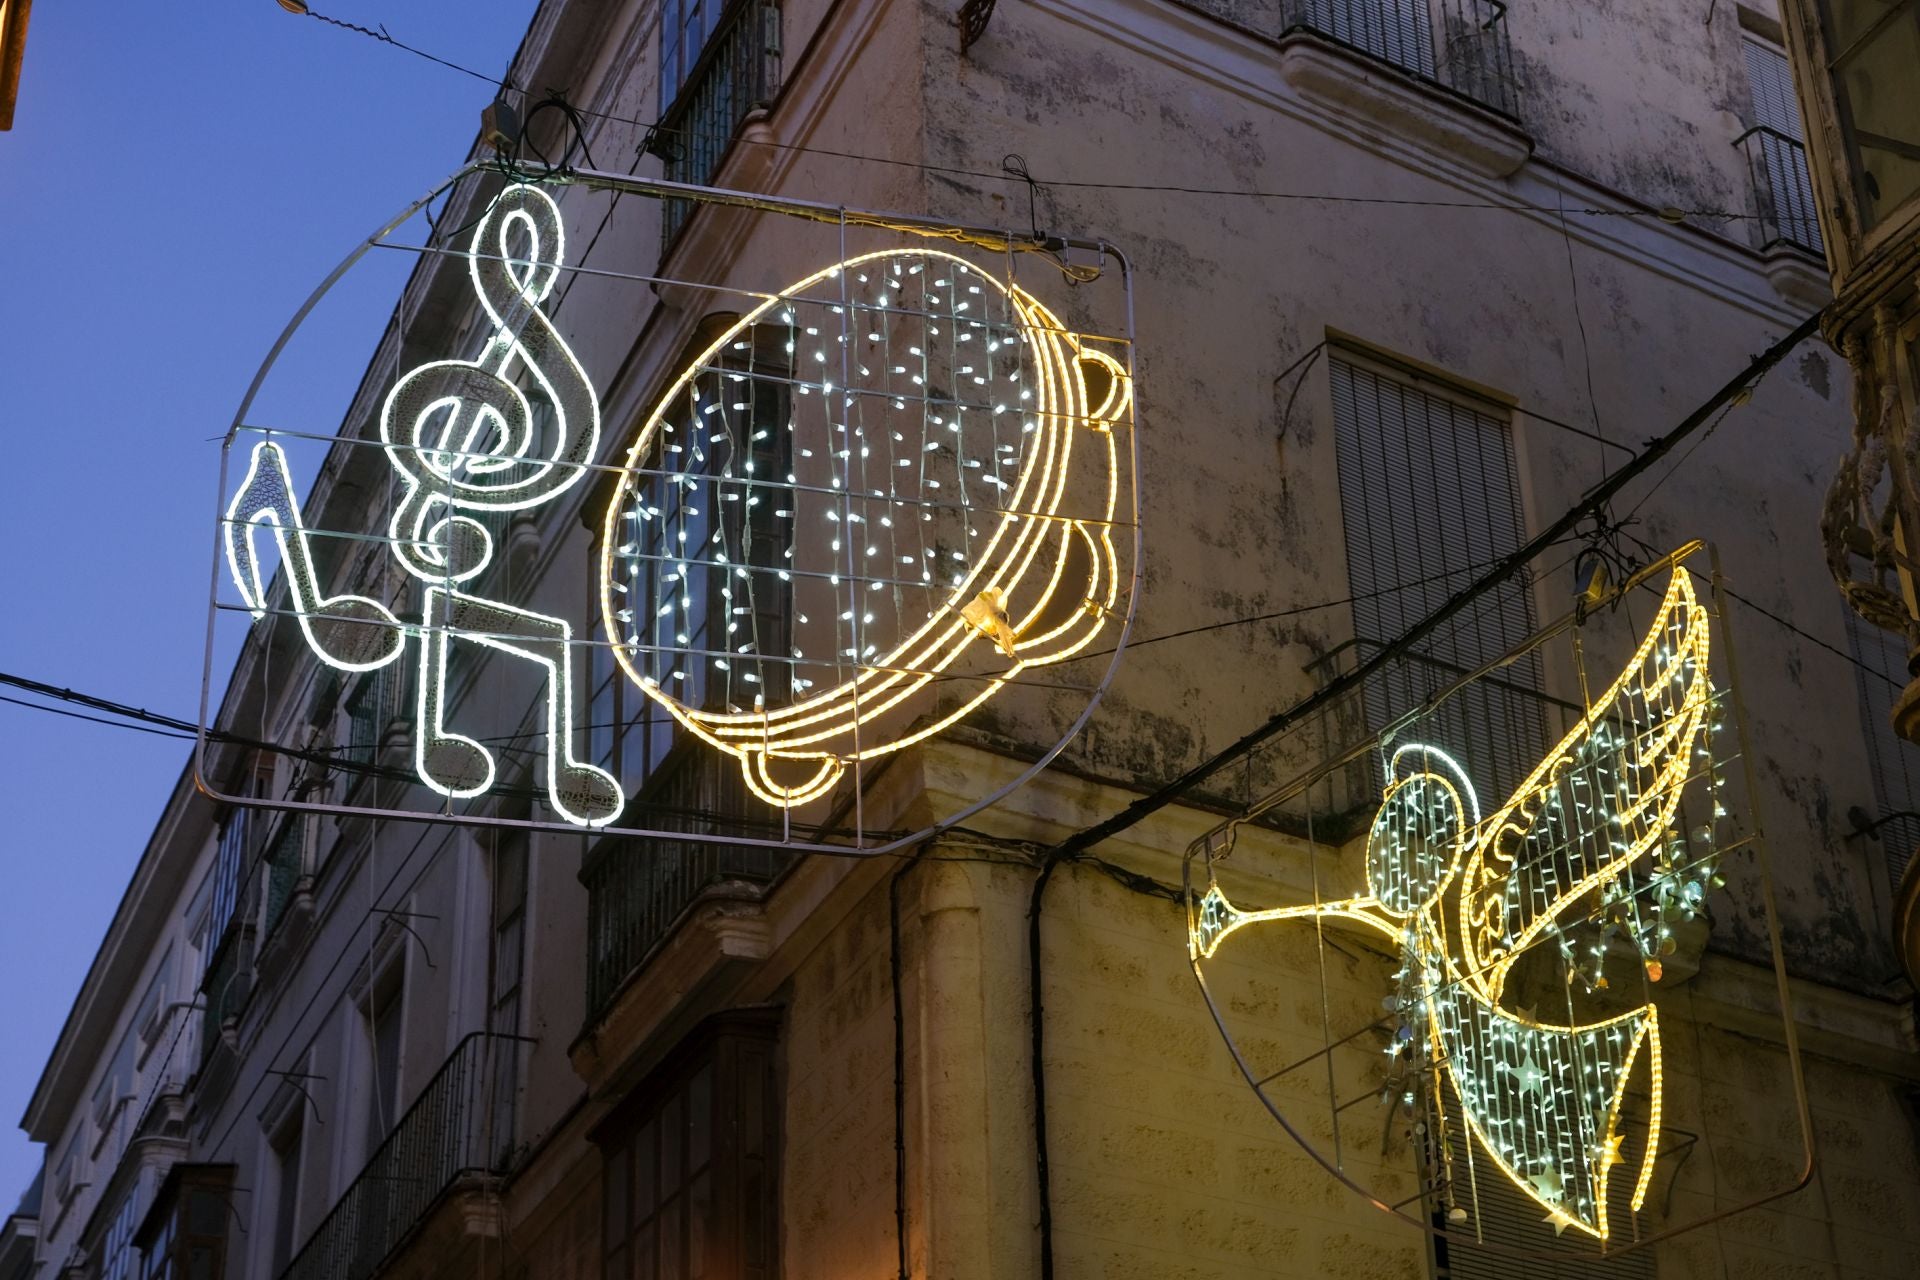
656,0,782,247
1735,124,1826,258
1279,0,1520,119
582,751,795,1020
279,1032,529,1280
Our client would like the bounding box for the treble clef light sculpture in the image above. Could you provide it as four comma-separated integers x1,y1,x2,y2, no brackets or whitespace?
224,183,623,827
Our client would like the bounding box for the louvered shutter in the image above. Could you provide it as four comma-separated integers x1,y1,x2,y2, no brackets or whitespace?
1330,355,1547,803
1304,0,1437,79
1844,608,1920,888
1743,37,1802,138
1743,37,1824,252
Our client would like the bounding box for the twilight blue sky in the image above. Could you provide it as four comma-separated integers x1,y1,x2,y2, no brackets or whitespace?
0,0,536,1203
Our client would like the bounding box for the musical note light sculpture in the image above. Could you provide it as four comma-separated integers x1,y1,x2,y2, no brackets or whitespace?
1191,570,1720,1242
225,183,624,827
599,248,1133,808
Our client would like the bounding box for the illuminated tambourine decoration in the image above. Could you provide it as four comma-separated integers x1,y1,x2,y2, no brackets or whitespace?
599,249,1135,808
201,164,1139,844
1184,560,1811,1252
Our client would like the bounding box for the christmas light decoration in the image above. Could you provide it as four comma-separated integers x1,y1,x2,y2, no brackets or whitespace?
599,248,1133,808
222,183,622,827
1191,570,1716,1242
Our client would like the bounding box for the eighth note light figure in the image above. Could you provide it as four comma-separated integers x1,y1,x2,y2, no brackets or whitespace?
223,184,624,827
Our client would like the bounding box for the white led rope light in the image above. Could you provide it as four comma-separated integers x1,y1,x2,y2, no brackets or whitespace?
223,183,621,827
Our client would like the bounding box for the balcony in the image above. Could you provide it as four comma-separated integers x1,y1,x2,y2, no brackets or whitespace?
581,752,796,1023
654,0,783,246
279,1032,528,1280
1736,124,1826,259
1278,0,1520,119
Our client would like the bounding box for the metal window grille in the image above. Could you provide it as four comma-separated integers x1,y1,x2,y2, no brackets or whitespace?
1736,37,1825,256
658,0,783,246
1329,354,1547,804
1844,607,1920,890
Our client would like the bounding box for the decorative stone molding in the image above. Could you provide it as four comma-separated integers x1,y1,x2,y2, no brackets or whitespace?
1276,33,1532,180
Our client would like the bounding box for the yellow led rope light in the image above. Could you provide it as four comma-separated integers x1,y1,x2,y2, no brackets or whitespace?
1189,570,1710,1242
599,248,1132,807
1461,572,1710,1001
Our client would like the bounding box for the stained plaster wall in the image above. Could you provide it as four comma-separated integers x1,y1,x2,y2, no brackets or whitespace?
898,0,1897,992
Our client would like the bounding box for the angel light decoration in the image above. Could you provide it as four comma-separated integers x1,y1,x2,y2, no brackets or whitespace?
1190,569,1721,1242
223,183,624,827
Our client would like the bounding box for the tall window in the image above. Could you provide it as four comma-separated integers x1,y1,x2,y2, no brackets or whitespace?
656,0,783,241
1329,352,1547,801
267,1112,305,1276
1815,0,1920,231
1740,34,1825,254
592,318,794,797
1845,607,1920,889
595,1011,778,1280
361,965,407,1154
136,1165,233,1280
99,1190,140,1280
486,828,529,1167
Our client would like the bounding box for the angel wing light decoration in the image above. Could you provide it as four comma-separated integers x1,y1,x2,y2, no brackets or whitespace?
1191,569,1721,1243
599,248,1134,808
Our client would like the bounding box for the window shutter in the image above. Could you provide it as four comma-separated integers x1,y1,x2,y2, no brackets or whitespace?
1330,355,1547,803
1742,37,1802,139
1303,0,1437,79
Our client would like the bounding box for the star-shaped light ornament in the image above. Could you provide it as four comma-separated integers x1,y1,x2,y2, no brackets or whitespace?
1189,569,1714,1243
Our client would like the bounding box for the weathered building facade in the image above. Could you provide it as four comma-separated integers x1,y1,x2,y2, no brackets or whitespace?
15,1,1920,1279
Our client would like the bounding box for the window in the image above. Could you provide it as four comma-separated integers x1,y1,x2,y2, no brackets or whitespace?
363,971,406,1154
1845,606,1920,889
268,1112,305,1275
592,317,794,796
135,1164,233,1280
656,0,783,241
1328,351,1547,801
486,828,529,1166
99,1189,140,1280
1815,0,1920,232
594,1011,778,1280
1739,35,1825,254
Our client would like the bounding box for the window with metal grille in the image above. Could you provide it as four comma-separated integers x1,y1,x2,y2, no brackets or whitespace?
1738,36,1825,255
1329,352,1547,804
656,0,783,244
1844,607,1920,890
591,317,794,798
